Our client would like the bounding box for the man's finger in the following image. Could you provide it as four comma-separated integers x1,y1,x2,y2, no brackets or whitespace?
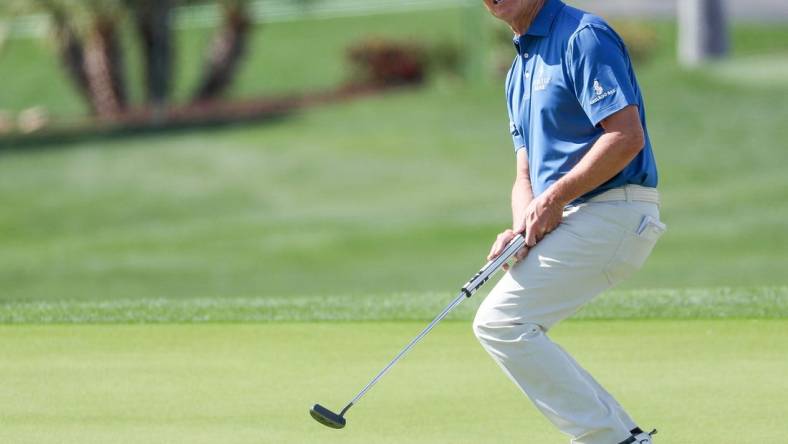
491,231,514,258
487,238,501,259
514,246,529,262
487,244,497,260
487,240,503,260
524,227,537,247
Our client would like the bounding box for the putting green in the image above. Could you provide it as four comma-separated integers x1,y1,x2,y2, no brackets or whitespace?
0,320,785,443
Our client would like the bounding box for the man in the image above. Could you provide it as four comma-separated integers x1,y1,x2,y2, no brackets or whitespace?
475,1,665,443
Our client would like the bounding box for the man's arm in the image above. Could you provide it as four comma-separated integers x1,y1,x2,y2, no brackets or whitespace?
521,105,645,246
512,148,535,232
488,148,534,266
545,105,644,207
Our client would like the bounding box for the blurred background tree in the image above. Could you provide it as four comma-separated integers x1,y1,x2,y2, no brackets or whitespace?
191,0,251,102
9,0,252,119
39,0,129,117
129,0,174,106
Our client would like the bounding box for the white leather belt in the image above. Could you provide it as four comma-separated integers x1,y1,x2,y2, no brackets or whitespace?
587,184,660,205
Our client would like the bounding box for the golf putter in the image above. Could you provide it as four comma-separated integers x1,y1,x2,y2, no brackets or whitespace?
310,233,527,429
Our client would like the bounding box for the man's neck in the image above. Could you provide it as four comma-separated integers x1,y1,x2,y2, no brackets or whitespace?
510,0,547,36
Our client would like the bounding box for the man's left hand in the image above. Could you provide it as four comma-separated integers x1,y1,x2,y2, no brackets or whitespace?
523,193,565,247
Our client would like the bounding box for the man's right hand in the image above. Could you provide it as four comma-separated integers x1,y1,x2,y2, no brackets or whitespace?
487,229,529,271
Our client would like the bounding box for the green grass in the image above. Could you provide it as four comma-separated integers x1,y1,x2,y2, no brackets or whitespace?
0,12,787,309
1,12,786,444
1,287,786,323
0,320,786,443
2,78,787,303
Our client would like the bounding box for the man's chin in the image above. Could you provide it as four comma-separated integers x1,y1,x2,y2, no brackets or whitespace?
489,2,517,20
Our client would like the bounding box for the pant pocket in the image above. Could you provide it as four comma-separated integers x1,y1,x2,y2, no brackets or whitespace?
604,215,666,285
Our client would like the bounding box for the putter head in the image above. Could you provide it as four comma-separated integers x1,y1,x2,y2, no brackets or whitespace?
310,404,346,429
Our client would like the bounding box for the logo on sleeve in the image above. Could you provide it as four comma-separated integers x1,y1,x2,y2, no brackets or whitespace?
590,79,617,104
593,80,604,96
509,120,520,136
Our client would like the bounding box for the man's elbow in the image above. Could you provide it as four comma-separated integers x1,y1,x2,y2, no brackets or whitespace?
601,106,646,158
630,130,646,155
620,127,645,158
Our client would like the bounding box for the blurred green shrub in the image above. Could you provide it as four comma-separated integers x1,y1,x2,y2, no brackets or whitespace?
347,38,426,86
427,40,463,77
610,21,659,63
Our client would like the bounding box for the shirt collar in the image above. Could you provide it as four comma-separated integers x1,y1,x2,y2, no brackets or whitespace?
527,0,564,36
512,0,565,51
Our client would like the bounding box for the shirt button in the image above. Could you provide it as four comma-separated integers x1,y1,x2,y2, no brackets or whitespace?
523,52,529,58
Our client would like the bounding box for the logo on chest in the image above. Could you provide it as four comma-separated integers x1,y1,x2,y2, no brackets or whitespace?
533,65,551,91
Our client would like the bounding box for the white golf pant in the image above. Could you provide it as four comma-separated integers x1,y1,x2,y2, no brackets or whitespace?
473,185,665,444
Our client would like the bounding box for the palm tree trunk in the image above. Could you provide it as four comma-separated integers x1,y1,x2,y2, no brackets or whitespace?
82,15,128,118
191,1,251,103
135,0,173,106
49,9,95,114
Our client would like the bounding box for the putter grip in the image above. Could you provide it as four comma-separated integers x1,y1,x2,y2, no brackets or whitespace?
461,234,526,297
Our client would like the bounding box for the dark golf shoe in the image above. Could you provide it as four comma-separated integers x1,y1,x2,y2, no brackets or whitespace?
617,427,657,444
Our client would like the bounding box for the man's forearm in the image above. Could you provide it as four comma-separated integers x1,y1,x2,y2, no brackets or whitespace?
544,126,643,207
512,175,534,229
512,149,535,231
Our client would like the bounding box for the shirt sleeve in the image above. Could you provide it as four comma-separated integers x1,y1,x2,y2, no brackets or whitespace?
505,68,526,152
510,119,526,152
566,24,638,126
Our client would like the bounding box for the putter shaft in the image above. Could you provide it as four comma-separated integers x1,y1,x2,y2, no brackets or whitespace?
341,234,526,415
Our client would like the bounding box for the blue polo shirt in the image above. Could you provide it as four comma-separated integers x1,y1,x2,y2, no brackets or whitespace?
505,0,658,201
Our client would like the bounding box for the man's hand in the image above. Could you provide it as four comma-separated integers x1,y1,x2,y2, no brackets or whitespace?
521,193,565,247
508,105,644,249
487,229,529,271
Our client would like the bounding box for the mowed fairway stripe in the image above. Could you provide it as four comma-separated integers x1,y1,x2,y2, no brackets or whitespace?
0,320,785,444
1,286,785,323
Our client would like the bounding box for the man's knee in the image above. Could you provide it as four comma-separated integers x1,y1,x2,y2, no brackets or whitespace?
471,308,489,341
472,304,543,345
